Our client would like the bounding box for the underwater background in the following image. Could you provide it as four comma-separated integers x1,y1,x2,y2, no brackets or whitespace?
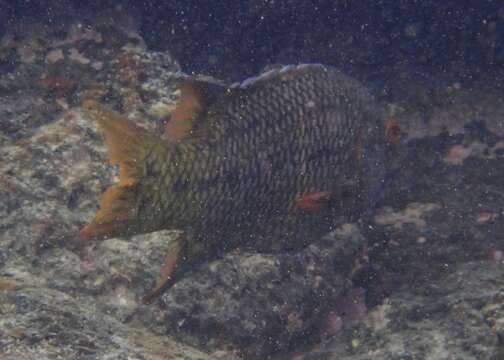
0,1,504,359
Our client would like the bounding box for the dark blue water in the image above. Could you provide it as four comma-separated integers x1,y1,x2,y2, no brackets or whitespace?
2,0,502,79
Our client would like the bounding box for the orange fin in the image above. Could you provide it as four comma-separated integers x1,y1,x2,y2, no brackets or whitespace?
82,100,153,186
294,191,333,213
166,80,204,142
79,100,157,241
78,183,138,241
142,234,186,304
166,76,227,142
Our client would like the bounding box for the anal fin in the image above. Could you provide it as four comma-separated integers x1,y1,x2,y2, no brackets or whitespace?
142,234,187,304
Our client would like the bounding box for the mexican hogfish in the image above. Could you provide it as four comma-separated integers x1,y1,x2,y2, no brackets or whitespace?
79,64,389,302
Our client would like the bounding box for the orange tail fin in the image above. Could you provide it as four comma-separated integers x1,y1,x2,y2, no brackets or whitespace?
79,100,156,241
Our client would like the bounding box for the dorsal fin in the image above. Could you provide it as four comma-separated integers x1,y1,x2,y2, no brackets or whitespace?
229,64,325,90
166,75,227,143
166,65,329,142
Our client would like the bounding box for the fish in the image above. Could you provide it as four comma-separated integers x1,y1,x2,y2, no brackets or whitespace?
79,64,389,302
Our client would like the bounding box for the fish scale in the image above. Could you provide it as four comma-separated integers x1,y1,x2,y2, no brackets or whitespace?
79,64,388,300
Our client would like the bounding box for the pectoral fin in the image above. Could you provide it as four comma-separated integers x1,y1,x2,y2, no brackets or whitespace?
294,191,333,212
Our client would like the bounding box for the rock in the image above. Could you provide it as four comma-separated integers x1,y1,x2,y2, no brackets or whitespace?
0,276,212,360
303,261,504,360
147,224,370,357
0,6,180,143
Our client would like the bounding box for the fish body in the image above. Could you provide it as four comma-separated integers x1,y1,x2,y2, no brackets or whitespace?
80,64,388,300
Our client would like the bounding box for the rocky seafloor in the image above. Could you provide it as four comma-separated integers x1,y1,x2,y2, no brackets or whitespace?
1,8,504,360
